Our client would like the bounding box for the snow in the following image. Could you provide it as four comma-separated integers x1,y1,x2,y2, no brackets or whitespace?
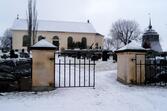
32,39,56,48
118,41,145,51
11,19,97,34
150,41,163,52
0,57,167,111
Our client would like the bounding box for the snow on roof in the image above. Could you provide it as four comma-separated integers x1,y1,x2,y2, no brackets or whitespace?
11,19,97,33
150,41,163,52
118,41,145,51
32,39,56,48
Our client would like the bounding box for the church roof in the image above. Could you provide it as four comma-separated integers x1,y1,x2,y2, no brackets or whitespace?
150,41,162,52
11,19,97,34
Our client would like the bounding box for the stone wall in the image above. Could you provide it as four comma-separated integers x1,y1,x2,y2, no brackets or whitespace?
0,59,32,92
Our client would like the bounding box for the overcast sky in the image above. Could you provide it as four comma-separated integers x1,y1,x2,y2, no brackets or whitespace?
0,0,167,50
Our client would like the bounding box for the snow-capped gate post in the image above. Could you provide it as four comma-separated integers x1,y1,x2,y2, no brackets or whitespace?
115,41,146,85
30,39,56,91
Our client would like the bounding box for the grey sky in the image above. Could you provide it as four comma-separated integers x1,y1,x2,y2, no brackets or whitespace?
0,0,167,50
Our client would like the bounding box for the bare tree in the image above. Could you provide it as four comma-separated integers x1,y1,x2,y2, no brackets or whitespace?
104,38,112,50
27,0,38,46
110,19,141,49
110,38,122,50
1,29,12,49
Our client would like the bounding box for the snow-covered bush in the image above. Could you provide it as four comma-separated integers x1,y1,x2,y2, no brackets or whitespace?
0,59,32,92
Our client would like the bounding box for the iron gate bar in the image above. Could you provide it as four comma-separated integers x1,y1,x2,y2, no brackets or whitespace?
93,60,95,87
84,58,86,87
89,59,91,86
64,56,66,87
79,59,81,87
74,57,76,87
69,60,71,87
55,56,96,88
59,59,61,87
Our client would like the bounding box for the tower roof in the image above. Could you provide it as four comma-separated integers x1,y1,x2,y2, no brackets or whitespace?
148,17,152,30
143,18,159,36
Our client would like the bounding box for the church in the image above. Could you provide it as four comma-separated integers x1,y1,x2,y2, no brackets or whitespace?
11,19,104,50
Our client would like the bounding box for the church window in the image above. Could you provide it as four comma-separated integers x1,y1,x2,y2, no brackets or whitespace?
53,36,59,49
67,37,73,49
81,37,87,49
23,35,31,47
38,35,45,41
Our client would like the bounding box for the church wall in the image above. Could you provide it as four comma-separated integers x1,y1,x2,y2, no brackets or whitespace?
12,30,104,50
12,30,28,50
95,35,104,48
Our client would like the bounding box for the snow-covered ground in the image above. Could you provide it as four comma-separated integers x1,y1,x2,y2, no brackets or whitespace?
0,59,167,111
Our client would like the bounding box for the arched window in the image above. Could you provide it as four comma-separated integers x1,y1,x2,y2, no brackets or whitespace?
95,43,99,49
53,36,59,49
38,35,45,41
23,35,31,47
81,37,87,49
67,37,73,49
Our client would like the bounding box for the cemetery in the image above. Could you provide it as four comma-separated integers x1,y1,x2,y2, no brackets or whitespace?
0,26,167,92
1,0,167,110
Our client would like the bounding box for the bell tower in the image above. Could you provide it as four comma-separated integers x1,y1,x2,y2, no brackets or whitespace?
142,17,162,52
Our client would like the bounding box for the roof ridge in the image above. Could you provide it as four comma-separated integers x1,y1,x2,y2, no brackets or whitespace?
16,18,92,24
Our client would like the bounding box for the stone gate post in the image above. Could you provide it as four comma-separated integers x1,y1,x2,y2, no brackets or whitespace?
115,41,147,85
30,39,56,91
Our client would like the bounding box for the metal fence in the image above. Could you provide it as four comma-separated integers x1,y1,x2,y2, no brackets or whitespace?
136,53,167,86
55,54,96,88
145,54,167,86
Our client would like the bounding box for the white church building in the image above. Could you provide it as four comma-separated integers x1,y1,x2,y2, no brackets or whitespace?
11,19,104,50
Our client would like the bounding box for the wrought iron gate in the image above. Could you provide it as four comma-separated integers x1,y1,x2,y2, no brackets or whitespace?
135,53,167,86
55,54,96,88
